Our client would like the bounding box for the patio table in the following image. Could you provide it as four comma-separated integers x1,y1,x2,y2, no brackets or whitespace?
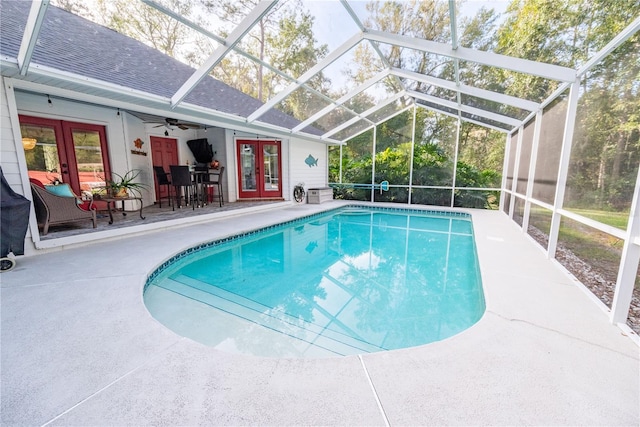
99,196,145,224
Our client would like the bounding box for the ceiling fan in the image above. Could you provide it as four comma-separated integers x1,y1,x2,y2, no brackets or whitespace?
152,117,201,130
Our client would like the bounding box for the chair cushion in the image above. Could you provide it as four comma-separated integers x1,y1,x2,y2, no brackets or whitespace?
44,184,89,208
45,184,76,198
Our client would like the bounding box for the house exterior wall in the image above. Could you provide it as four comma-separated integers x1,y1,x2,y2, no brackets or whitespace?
0,77,22,190
224,131,328,202
1,77,36,249
12,91,201,206
0,75,331,254
289,140,328,192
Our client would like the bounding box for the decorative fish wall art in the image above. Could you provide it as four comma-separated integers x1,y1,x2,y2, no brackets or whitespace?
305,155,318,168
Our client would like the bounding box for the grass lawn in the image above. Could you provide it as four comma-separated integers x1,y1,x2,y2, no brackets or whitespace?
566,208,629,230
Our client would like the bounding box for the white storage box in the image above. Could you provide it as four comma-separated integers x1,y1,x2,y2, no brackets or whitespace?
307,187,333,204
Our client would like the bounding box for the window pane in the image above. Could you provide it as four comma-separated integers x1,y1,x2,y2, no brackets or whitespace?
411,188,452,207
454,189,499,209
375,110,413,188
564,36,640,230
505,132,518,191
556,216,623,311
412,110,457,187
532,94,568,204
516,120,535,195
513,196,525,227
71,130,107,192
20,124,61,185
527,205,552,249
457,123,504,189
336,129,373,200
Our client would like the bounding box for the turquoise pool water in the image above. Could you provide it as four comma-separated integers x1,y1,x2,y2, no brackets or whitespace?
144,206,485,358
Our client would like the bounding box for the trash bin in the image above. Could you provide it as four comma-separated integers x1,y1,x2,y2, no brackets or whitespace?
0,167,30,272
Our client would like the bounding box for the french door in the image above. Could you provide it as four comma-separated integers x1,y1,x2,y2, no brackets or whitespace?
236,139,282,199
150,136,178,201
19,115,111,197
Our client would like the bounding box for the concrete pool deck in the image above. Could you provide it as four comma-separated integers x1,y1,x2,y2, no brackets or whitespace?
1,202,638,426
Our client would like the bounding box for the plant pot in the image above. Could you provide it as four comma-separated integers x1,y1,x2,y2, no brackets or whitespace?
113,187,129,198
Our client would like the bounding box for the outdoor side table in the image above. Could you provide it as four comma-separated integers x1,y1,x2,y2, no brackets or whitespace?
100,196,145,224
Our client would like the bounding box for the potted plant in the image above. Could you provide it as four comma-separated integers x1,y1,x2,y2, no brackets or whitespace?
105,169,147,198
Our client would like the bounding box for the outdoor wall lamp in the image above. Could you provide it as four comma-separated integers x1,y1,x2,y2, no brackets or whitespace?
22,137,37,150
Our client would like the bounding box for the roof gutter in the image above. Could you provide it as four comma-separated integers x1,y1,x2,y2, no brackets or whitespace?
1,61,339,145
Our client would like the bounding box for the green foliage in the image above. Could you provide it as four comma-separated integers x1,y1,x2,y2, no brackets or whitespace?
104,170,148,198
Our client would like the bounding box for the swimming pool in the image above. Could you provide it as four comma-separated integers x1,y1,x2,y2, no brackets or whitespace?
144,206,485,358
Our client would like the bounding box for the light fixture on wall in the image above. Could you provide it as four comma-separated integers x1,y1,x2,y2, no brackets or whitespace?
164,130,169,136
46,95,52,107
22,137,37,150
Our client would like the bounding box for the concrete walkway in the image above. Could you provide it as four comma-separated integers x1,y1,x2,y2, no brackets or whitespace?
1,202,638,426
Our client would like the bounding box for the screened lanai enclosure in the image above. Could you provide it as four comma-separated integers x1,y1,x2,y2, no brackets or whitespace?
2,0,639,333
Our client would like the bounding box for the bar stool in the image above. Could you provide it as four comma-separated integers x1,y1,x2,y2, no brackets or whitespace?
169,165,194,210
153,166,172,208
203,166,224,207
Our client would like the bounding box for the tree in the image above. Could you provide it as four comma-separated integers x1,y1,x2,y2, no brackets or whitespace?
200,0,329,107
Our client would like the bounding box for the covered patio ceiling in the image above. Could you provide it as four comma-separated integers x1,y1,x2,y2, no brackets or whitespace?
8,0,640,143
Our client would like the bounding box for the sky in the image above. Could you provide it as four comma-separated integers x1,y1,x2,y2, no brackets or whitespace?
301,0,511,92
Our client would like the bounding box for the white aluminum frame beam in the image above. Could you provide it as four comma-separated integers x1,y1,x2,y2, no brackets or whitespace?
247,32,364,123
578,15,640,77
339,0,409,96
141,0,226,45
392,68,540,111
5,75,339,147
292,69,390,132
409,90,521,127
448,0,458,50
414,100,509,133
611,167,640,324
17,0,49,76
365,30,576,82
547,80,581,257
323,91,406,139
143,0,359,123
170,0,277,108
339,0,366,32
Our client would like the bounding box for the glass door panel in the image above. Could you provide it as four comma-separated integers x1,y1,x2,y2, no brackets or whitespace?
239,143,257,194
263,143,279,192
65,126,108,194
236,140,282,199
20,122,65,185
19,115,111,198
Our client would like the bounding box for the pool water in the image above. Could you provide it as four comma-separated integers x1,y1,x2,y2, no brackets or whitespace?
144,206,485,358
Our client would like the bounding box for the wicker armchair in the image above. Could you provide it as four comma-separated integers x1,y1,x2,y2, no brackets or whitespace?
30,182,97,235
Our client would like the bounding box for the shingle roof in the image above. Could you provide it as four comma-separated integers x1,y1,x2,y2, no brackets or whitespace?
0,1,319,134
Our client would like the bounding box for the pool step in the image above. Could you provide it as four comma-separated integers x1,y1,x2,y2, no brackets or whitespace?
156,275,385,356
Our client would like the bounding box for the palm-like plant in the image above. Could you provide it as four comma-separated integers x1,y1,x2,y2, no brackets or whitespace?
105,169,147,198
